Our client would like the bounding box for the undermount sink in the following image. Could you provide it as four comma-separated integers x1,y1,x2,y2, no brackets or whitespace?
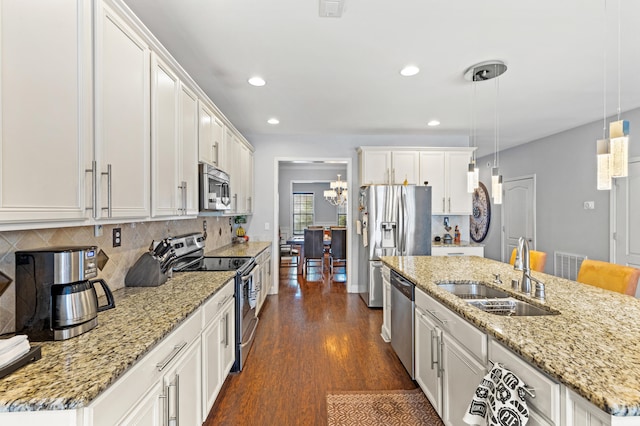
467,299,559,317
437,281,510,299
436,280,559,317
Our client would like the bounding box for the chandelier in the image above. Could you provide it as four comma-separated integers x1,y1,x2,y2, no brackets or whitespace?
324,174,348,206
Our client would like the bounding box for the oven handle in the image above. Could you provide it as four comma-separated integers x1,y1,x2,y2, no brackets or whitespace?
240,316,259,349
240,264,258,282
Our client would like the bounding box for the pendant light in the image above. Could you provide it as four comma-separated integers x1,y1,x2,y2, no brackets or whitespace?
463,60,507,201
597,0,629,190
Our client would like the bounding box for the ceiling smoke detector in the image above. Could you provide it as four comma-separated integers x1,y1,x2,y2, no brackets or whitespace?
463,60,507,82
319,0,345,17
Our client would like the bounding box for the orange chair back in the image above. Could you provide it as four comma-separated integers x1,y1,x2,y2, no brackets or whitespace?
576,259,640,296
509,248,547,273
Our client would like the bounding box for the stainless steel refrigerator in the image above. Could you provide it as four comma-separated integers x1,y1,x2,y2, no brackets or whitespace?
358,185,432,307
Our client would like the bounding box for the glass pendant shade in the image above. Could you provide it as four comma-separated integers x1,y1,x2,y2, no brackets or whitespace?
467,163,475,193
596,138,612,191
491,167,500,198
494,175,503,205
610,136,629,177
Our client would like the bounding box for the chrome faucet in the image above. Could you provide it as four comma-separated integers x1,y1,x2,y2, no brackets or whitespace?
513,236,545,300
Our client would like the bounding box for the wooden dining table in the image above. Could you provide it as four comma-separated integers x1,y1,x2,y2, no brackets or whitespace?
286,235,331,275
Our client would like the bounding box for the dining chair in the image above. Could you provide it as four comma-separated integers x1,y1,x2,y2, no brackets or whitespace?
577,259,640,296
304,228,325,277
509,249,547,273
329,228,347,276
279,230,299,267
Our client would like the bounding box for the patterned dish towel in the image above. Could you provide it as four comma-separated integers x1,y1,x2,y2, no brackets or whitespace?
463,363,530,426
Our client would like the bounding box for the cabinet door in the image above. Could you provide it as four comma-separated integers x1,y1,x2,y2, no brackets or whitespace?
119,381,162,426
202,312,223,417
237,142,251,213
150,53,179,217
441,333,486,426
447,151,472,215
179,84,199,215
391,152,419,184
419,152,446,214
198,102,215,166
163,339,202,426
382,275,391,342
220,299,236,377
213,117,226,171
95,3,150,219
415,308,442,415
226,132,240,212
361,150,391,185
0,0,91,224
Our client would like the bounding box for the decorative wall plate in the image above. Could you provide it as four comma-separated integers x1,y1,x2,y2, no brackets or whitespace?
470,182,491,242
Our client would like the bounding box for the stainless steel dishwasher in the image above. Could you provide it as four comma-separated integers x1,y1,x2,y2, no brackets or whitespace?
390,270,415,378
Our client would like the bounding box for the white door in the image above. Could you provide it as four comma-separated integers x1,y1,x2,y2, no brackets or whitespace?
612,158,640,296
414,308,442,415
502,176,536,264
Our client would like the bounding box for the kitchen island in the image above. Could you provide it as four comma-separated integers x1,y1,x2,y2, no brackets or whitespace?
0,269,234,422
381,255,640,424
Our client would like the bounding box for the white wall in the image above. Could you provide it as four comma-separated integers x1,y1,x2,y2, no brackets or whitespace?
477,107,640,272
248,133,469,291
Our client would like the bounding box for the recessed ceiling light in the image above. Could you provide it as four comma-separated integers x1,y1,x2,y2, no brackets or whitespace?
248,76,266,87
400,65,420,77
427,120,440,127
267,118,280,125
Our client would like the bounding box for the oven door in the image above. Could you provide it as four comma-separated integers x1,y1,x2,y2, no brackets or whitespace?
236,264,259,371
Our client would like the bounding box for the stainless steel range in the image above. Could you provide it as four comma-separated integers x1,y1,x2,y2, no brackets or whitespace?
172,235,259,372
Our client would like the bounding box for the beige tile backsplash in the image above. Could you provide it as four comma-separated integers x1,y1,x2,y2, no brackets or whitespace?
0,218,234,334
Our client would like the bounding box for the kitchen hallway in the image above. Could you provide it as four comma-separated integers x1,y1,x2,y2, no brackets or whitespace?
205,262,426,425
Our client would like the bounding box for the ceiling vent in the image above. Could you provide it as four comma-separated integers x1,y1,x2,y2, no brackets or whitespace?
319,0,345,17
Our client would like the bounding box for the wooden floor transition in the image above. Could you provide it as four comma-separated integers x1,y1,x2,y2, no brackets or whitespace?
204,258,418,425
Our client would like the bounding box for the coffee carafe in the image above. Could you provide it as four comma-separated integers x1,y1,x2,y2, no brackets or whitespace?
15,246,116,341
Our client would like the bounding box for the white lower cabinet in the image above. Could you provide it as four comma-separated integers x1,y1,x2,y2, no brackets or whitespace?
441,333,486,426
381,266,391,342
414,287,487,426
119,381,163,425
201,280,235,420
161,338,202,426
256,247,272,314
564,388,612,426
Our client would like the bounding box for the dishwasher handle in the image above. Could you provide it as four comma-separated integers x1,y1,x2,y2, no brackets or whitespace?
390,271,415,301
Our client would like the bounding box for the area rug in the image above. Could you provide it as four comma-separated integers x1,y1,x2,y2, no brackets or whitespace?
326,388,444,426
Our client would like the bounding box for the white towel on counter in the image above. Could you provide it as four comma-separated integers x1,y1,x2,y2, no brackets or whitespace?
463,363,530,426
0,335,30,368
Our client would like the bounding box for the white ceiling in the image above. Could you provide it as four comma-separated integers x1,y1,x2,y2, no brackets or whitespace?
124,0,640,157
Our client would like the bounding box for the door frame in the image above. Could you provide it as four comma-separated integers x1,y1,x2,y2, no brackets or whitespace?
611,156,640,263
272,157,354,293
500,174,537,263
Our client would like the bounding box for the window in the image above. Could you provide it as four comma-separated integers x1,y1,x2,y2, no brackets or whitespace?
337,203,347,227
292,193,314,234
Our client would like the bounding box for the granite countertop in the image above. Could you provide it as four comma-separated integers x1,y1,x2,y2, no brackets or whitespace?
205,241,272,258
0,270,235,412
431,240,484,248
380,255,640,417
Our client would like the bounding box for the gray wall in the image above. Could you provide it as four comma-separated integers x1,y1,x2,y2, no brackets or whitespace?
278,166,348,233
478,107,640,272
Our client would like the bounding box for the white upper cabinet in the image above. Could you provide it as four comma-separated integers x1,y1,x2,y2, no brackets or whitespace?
419,149,473,215
0,0,92,225
94,2,150,220
198,102,226,169
179,83,199,216
150,53,180,217
359,149,419,185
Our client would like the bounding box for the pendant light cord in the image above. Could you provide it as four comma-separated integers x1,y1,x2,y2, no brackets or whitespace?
603,0,608,140
493,66,500,168
617,0,621,120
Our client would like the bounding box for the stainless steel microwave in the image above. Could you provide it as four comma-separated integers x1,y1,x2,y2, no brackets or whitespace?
199,164,231,211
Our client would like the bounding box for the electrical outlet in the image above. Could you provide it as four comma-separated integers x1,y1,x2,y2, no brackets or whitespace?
112,228,122,247
584,201,595,210
265,222,270,230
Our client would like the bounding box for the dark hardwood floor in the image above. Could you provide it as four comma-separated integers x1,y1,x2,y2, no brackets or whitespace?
204,258,418,425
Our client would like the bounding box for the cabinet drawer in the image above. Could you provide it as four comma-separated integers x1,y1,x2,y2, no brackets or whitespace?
431,246,484,257
89,310,202,426
415,288,487,362
203,279,235,325
489,339,560,424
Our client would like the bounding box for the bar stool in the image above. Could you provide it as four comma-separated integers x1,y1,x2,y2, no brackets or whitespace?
509,249,547,273
577,259,640,296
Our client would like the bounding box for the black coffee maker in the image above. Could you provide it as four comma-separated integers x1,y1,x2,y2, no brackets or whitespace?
15,246,115,341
